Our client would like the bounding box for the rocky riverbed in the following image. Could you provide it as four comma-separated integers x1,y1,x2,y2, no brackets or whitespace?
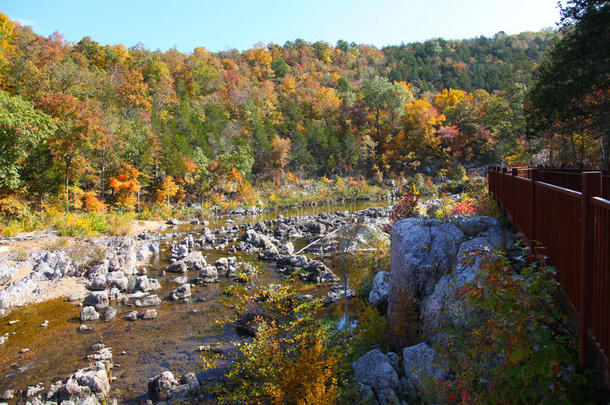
0,201,391,404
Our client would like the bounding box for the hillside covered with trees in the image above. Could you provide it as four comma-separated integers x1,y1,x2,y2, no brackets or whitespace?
0,14,559,209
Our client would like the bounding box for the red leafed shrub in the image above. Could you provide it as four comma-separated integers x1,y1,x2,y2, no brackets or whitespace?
385,191,419,233
453,200,475,216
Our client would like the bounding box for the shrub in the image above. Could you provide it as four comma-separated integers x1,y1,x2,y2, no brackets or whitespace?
452,199,476,216
385,189,419,232
83,191,107,212
205,281,340,405
434,248,595,404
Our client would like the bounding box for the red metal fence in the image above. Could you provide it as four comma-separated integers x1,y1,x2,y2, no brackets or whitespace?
488,167,610,383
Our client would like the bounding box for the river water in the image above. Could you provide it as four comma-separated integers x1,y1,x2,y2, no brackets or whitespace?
0,200,388,403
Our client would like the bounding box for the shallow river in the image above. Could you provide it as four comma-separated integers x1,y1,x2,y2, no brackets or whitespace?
0,200,387,403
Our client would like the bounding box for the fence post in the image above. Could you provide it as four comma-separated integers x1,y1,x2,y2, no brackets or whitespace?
579,171,602,366
501,167,507,212
512,168,518,232
488,167,492,197
530,168,539,243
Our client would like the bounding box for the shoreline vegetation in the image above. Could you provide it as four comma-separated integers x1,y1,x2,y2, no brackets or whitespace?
0,171,480,238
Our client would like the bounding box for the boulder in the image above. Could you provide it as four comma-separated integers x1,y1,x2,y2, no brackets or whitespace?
182,251,207,271
106,271,129,291
368,271,390,311
241,229,274,250
278,242,294,255
170,284,191,300
421,240,494,343
352,349,400,403
214,257,229,272
388,218,464,321
166,260,187,274
80,306,99,322
88,275,107,291
58,345,112,404
85,291,109,310
135,275,151,292
302,261,339,283
197,266,218,283
34,251,76,279
148,371,179,402
402,342,447,397
276,254,309,269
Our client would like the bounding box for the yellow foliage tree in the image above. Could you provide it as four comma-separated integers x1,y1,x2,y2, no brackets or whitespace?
156,175,179,206
402,98,446,161
270,135,291,186
432,88,467,113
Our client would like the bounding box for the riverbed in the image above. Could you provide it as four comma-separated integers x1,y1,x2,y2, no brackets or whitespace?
0,200,388,403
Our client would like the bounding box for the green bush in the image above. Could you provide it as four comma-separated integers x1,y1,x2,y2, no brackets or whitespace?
433,247,601,404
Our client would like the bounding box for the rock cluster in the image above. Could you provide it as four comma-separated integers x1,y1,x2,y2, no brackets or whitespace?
148,371,200,404
352,215,513,404
16,343,114,404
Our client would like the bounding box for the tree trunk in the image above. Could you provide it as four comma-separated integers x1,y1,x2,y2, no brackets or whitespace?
602,130,610,171
65,160,70,205
100,147,106,201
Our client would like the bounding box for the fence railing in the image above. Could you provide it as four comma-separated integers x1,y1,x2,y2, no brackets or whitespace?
488,166,610,384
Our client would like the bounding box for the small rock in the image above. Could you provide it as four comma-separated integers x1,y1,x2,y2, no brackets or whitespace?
126,310,138,321
135,294,162,307
19,348,30,354
40,320,49,328
1,389,14,400
68,293,86,302
104,307,117,322
80,306,100,322
170,284,191,300
78,324,89,331
8,319,19,325
139,309,157,320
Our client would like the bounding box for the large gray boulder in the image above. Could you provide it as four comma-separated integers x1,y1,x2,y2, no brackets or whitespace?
135,294,162,307
33,251,76,279
197,266,218,283
182,251,207,271
166,260,187,274
276,254,309,269
148,371,199,404
106,238,138,275
106,271,129,291
421,240,495,343
388,219,464,322
368,271,390,311
84,291,109,310
352,349,400,404
402,342,447,398
58,344,112,404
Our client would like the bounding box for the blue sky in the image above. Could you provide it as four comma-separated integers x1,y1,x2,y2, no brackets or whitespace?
3,0,561,53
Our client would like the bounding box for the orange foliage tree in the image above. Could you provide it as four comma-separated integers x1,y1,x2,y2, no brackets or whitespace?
109,164,142,210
